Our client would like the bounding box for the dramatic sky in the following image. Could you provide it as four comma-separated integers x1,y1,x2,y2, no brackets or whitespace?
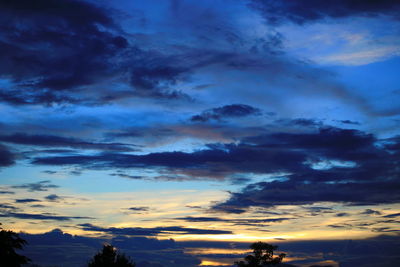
1,0,400,266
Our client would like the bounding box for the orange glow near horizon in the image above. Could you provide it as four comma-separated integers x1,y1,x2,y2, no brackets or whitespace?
200,260,232,266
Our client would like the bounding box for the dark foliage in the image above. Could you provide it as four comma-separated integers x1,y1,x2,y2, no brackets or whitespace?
0,225,31,267
88,244,135,267
236,242,285,266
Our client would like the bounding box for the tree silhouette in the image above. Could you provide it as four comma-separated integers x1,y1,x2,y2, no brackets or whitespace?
88,244,135,267
0,224,31,267
235,242,286,266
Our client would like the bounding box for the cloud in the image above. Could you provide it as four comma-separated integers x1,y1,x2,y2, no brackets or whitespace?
361,209,382,215
0,0,255,105
212,180,400,213
44,194,63,202
78,223,233,236
21,229,200,267
126,207,150,212
0,0,196,105
337,120,361,125
249,0,400,25
383,212,400,218
121,206,151,214
30,204,47,208
110,173,144,180
22,124,400,211
383,135,400,153
0,212,92,221
31,142,307,179
273,118,322,127
0,190,15,194
336,212,350,217
190,104,261,122
0,0,128,105
11,180,59,192
106,123,268,147
0,144,15,167
0,203,18,211
31,126,397,180
175,216,292,225
15,198,41,203
0,133,137,151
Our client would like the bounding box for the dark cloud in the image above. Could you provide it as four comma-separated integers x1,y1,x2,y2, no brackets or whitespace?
30,204,47,208
122,206,150,214
128,56,191,99
383,212,400,218
0,144,15,167
21,229,200,267
0,0,127,105
32,130,312,175
336,212,350,217
11,180,59,192
328,224,351,229
0,133,137,151
250,0,400,25
190,104,261,122
337,120,361,125
175,216,292,225
0,190,15,194
44,194,63,202
383,135,400,153
32,126,397,180
110,173,144,180
27,125,400,210
241,127,376,156
273,118,322,128
0,0,196,105
212,180,400,213
0,0,254,105
127,207,150,212
361,209,382,215
0,212,92,221
0,203,18,211
372,227,400,233
79,223,233,236
303,206,333,213
15,198,41,203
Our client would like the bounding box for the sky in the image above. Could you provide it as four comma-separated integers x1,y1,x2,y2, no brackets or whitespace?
0,0,400,266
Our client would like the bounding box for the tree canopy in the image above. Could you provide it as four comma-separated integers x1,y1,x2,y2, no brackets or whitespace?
88,244,136,267
0,225,31,267
235,242,286,266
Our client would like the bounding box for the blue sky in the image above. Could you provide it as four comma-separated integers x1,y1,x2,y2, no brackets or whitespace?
0,0,400,266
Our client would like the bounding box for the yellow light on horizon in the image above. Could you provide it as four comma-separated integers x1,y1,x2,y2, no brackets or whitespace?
200,260,232,266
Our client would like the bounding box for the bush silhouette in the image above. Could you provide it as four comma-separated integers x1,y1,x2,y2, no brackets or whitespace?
0,225,31,267
88,244,135,267
235,242,286,266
